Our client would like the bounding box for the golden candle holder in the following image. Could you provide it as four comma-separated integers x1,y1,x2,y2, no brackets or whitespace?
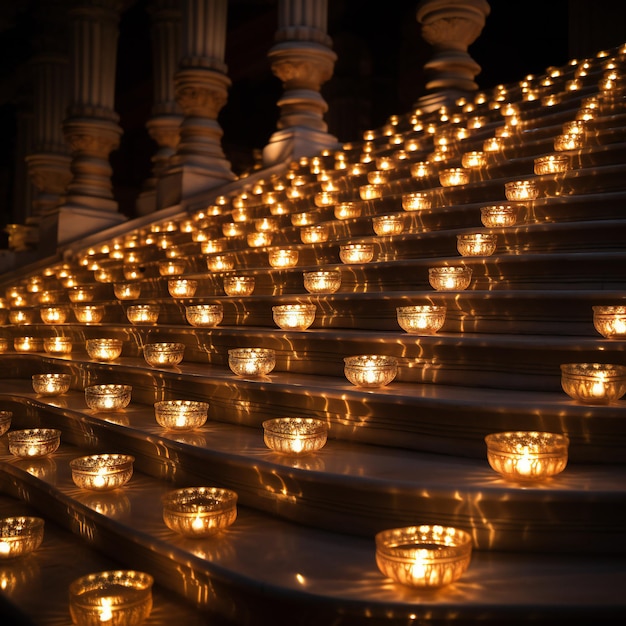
344,354,398,388
143,342,185,367
223,275,255,296
439,167,470,187
94,268,115,283
32,373,71,396
86,338,123,361
8,429,61,458
185,303,223,327
334,202,362,220
262,417,328,456
206,254,236,272
314,191,338,207
222,222,244,237
410,161,432,179
200,239,226,254
268,248,299,268
300,224,330,244
0,410,11,437
13,337,43,352
40,306,68,324
70,454,135,491
429,266,472,291
9,309,34,325
228,347,276,377
340,243,375,264
154,400,209,430
480,204,517,227
456,232,497,256
0,517,44,559
231,207,248,222
561,362,626,404
255,217,278,232
461,151,487,168
485,431,569,481
38,290,59,305
68,286,95,303
534,154,571,175
375,525,472,588
84,384,132,411
69,570,153,626
397,305,446,334
272,304,317,330
126,304,159,325
43,336,73,355
593,305,626,338
358,184,383,200
113,282,141,300
168,279,198,298
483,136,504,152
402,191,431,212
505,179,539,201
162,487,237,537
247,232,273,248
158,259,186,276
73,305,105,324
123,264,144,281
303,270,341,294
372,215,404,236
291,212,319,227
367,170,389,185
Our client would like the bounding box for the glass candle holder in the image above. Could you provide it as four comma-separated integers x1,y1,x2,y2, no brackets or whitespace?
561,363,626,404
334,202,362,220
43,336,73,355
206,254,235,272
0,517,44,559
367,170,389,185
40,306,68,324
86,339,123,362
8,429,61,458
456,232,497,256
73,305,105,324
429,266,472,291
554,133,584,151
300,224,330,244
70,454,135,491
123,264,144,281
158,259,186,277
255,217,279,233
247,231,273,248
402,192,431,212
268,248,298,268
375,525,472,589
94,268,115,283
154,400,209,430
143,342,185,367
344,355,398,388
396,305,447,334
84,384,132,411
68,286,95,303
359,184,382,200
200,239,226,254
372,214,405,236
340,243,375,264
485,431,569,481
32,373,71,396
505,180,539,201
314,191,338,207
0,410,11,437
262,417,328,456
272,304,317,330
223,275,255,296
167,278,198,298
126,304,159,325
410,161,432,178
113,282,141,300
291,212,319,227
439,167,470,187
303,270,341,294
222,222,244,237
13,337,43,353
69,570,153,626
162,487,237,538
593,305,626,338
228,348,276,377
480,204,517,228
461,151,487,168
9,309,34,325
185,303,223,327
534,154,571,175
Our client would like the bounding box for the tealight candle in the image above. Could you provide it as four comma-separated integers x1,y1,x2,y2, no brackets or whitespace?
410,161,432,178
222,222,244,237
70,454,135,491
593,305,626,338
73,304,105,323
200,239,226,254
300,224,330,244
291,212,319,227
372,215,404,236
402,192,431,211
8,429,61,458
314,191,338,207
272,304,317,330
168,278,198,298
0,410,11,437
428,266,472,291
69,570,153,626
206,254,235,272
40,306,68,324
228,348,276,377
94,268,115,283
185,303,223,327
123,264,144,281
396,305,446,334
262,417,328,456
13,337,43,352
561,363,626,404
68,286,95,303
461,151,487,168
367,170,389,185
32,373,72,396
143,342,185,367
255,217,279,232
113,282,141,300
439,167,470,187
223,275,255,296
268,248,298,268
9,309,34,325
375,525,472,588
485,431,569,481
303,270,341,294
43,336,73,355
359,184,382,200
154,400,209,430
456,232,497,256
158,259,186,276
339,243,375,264
84,339,122,363
162,487,237,537
0,517,44,559
480,204,517,227
534,154,571,175
126,304,159,325
84,384,132,411
505,179,539,201
344,354,398,388
247,231,273,247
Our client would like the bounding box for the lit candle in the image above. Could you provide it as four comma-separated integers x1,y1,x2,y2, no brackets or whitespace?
439,167,470,187
372,215,404,236
113,282,141,300
7,429,61,458
396,305,446,334
70,454,135,491
223,275,255,296
505,180,539,201
185,304,223,327
247,231,273,247
402,192,431,212
32,373,72,396
228,348,276,377
428,266,472,291
334,202,361,220
86,338,123,361
561,363,626,404
13,337,43,352
592,305,626,338
359,184,382,200
456,233,497,256
263,417,328,456
272,304,317,330
84,384,132,411
303,270,341,294
126,304,159,325
0,517,45,559
344,355,398,388
268,248,298,268
73,304,105,324
206,254,236,272
43,336,73,355
40,306,68,324
167,278,198,298
339,243,375,264
480,204,517,227
143,342,185,367
154,400,209,430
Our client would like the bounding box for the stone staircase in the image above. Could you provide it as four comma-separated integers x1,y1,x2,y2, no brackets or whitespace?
0,44,625,625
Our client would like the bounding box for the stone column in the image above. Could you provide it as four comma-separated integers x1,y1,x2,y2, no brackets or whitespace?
415,0,490,111
55,0,126,246
158,0,234,209
263,0,339,166
136,0,184,216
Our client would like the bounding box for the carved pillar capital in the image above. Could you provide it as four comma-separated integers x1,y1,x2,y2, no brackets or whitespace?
174,67,230,118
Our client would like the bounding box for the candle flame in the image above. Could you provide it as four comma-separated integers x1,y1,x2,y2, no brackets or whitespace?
98,598,113,622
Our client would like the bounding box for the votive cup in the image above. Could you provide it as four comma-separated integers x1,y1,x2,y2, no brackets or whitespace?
396,305,446,334
480,204,517,227
372,215,405,236
560,363,626,404
247,232,273,248
344,355,398,388
0,517,45,559
40,306,68,324
429,266,472,291
262,417,328,456
534,154,571,175
70,454,135,491
84,385,132,411
300,224,330,244
456,233,497,256
9,309,34,325
223,275,255,296
168,279,198,298
228,348,276,377
339,243,375,264
113,282,141,300
272,304,317,330
8,429,61,458
154,400,209,431
73,305,105,323
185,304,223,327
402,192,431,212
32,373,71,396
86,339,123,362
206,254,235,272
43,336,73,355
13,337,43,353
334,202,362,220
303,270,341,294
68,286,95,303
592,305,626,338
505,180,539,201
222,222,244,237
268,248,298,268
200,239,226,254
126,304,159,325
439,167,470,187
158,259,186,276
